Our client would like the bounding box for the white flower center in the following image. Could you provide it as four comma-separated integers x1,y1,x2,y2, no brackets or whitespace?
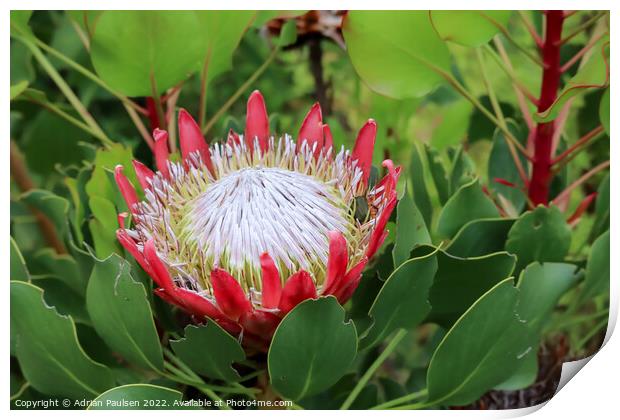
184,166,350,274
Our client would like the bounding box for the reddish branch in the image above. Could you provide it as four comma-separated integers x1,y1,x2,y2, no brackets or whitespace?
528,11,565,206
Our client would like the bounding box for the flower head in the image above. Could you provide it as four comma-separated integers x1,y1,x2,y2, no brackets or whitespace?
115,91,400,350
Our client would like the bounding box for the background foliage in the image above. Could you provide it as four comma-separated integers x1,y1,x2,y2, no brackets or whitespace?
10,10,610,410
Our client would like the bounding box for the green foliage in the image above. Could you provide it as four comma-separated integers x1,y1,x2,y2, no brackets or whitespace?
11,281,115,399
430,11,512,47
89,384,183,410
392,190,431,267
171,323,245,382
506,205,572,272
437,179,499,238
86,255,163,371
343,11,451,98
269,297,357,400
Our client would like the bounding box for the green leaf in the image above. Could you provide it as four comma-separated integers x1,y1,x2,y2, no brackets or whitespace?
342,11,451,99
10,10,32,36
430,11,512,47
31,248,85,296
268,297,357,401
360,251,438,349
90,11,203,96
88,384,183,410
409,143,433,227
171,323,245,382
426,279,524,406
392,190,431,267
277,19,298,48
85,143,136,210
424,144,450,205
579,230,610,302
599,87,610,135
536,37,609,122
427,250,516,328
11,281,114,399
437,179,499,238
10,237,30,281
86,254,163,371
89,196,121,258
31,277,90,324
10,80,29,100
448,146,476,193
505,205,571,272
446,218,515,257
66,11,102,38
494,350,537,391
488,123,527,213
20,189,69,237
194,11,256,82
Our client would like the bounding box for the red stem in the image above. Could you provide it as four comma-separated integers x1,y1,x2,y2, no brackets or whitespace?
528,11,565,206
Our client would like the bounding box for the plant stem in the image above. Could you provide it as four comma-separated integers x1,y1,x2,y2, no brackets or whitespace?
528,10,565,205
476,48,529,185
482,13,544,67
561,33,606,73
574,318,608,351
561,11,607,45
124,103,154,150
370,388,428,410
340,329,407,410
199,50,213,128
555,308,609,330
483,43,539,106
25,95,111,144
27,34,147,115
517,11,543,48
19,35,113,147
552,125,605,165
202,47,279,136
492,38,535,130
10,141,67,254
551,160,610,205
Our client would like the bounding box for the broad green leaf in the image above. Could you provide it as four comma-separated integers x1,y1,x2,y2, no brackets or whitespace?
20,189,69,237
437,179,499,238
426,279,525,406
89,196,120,258
85,144,136,210
268,297,357,400
20,110,92,176
427,250,516,328
10,237,30,281
11,281,114,399
86,254,163,371
32,277,90,324
579,230,610,302
89,384,183,410
536,37,609,122
392,190,431,267
599,88,610,135
10,80,29,100
342,11,451,99
446,218,515,258
516,262,581,332
488,123,527,213
409,142,433,227
430,11,512,47
360,251,438,349
171,323,245,382
506,205,571,272
31,248,85,296
494,351,537,391
424,144,450,205
194,11,255,83
91,11,203,96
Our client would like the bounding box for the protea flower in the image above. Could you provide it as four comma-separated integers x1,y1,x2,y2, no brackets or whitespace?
114,90,400,350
